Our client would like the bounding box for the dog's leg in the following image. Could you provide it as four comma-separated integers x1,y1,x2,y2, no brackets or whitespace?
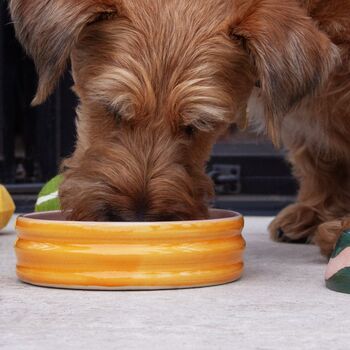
269,143,324,245
269,140,350,255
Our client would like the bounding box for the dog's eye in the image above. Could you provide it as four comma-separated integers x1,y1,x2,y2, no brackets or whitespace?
88,12,117,26
114,111,122,123
106,105,122,124
184,125,196,137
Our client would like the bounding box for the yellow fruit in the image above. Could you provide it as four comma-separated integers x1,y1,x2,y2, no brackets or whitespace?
0,185,15,229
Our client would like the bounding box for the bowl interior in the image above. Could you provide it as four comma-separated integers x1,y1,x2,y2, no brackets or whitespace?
20,209,241,225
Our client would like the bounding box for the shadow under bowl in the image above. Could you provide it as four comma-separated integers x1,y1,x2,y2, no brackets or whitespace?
15,209,245,290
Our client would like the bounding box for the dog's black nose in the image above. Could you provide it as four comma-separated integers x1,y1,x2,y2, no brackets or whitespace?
135,212,146,222
107,210,147,222
105,210,126,222
105,208,182,222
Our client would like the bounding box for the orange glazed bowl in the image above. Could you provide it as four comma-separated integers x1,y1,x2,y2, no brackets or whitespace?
15,209,245,290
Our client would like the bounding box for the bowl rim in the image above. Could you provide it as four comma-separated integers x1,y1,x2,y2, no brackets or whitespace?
17,209,243,227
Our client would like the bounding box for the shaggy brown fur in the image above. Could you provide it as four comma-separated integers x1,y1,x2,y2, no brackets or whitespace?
9,0,350,256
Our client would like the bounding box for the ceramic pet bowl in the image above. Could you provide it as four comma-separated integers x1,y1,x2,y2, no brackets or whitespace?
15,209,245,290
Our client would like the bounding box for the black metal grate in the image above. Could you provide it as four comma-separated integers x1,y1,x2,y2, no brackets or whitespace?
0,3,76,187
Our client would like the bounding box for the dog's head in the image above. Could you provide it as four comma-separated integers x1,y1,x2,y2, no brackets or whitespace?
10,0,339,221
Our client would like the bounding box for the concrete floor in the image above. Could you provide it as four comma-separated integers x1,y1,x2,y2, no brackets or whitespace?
1,216,350,350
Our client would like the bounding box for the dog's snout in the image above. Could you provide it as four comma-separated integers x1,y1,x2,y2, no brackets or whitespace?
105,208,185,223
102,199,198,222
105,210,126,222
135,209,146,222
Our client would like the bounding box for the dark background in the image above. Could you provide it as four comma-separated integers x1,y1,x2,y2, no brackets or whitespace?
0,3,297,215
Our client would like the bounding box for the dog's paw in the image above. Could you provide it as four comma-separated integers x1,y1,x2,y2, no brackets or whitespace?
269,203,320,244
314,218,350,257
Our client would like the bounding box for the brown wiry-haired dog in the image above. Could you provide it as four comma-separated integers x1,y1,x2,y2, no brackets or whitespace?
9,0,350,256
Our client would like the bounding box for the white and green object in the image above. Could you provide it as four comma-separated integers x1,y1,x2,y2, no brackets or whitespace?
325,230,350,294
35,175,63,212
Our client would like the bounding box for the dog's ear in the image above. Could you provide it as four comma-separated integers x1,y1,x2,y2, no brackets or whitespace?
229,0,340,135
9,0,122,105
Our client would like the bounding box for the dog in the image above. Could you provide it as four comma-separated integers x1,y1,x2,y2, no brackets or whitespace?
9,0,350,256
